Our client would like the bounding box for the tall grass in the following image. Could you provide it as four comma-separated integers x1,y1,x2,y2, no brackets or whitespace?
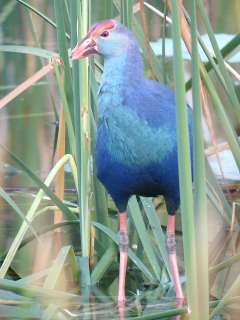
190,0,209,318
0,0,239,319
170,1,199,318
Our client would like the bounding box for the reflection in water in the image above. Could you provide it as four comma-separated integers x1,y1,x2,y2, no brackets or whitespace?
118,301,126,320
60,291,187,319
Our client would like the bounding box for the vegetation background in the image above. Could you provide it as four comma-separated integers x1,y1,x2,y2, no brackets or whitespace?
0,0,239,319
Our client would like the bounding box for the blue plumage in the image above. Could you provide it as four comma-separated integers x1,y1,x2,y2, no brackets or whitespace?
94,23,192,214
71,20,189,302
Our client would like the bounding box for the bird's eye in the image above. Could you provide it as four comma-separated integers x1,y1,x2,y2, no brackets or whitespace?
101,30,109,38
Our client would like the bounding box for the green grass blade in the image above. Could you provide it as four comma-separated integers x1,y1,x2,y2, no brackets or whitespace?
120,0,133,27
54,0,74,123
205,161,232,222
70,1,83,264
18,220,79,252
0,186,38,240
91,246,116,284
78,0,91,265
16,0,57,31
197,0,240,114
126,307,187,319
92,222,155,282
70,0,80,160
170,1,199,318
17,269,50,286
0,278,79,303
161,2,168,84
210,253,240,274
41,305,58,320
0,305,41,319
94,0,114,20
183,8,232,95
93,179,112,251
43,246,75,289
16,0,70,40
0,149,77,221
201,68,240,169
186,33,240,91
0,151,76,278
64,0,71,30
210,274,240,318
113,0,164,80
88,63,111,250
70,1,83,274
190,0,209,318
41,245,78,320
54,63,76,156
133,17,164,82
0,45,55,59
128,197,161,280
0,1,17,25
140,197,170,277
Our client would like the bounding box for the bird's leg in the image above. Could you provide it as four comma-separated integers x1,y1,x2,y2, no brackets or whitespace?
166,215,184,303
118,211,128,306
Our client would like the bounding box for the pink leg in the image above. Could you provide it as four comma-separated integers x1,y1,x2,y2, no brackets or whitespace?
167,215,184,302
118,211,128,306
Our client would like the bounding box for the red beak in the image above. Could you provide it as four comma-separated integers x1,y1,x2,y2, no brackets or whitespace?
71,36,98,60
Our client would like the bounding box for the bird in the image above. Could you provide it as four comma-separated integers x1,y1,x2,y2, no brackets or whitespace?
71,19,192,305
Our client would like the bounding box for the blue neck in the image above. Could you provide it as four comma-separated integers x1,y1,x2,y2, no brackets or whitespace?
101,47,144,88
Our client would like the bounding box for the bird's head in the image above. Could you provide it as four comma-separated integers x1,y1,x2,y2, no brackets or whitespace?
71,19,138,60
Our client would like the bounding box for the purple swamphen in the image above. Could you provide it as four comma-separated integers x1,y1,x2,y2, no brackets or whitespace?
72,19,192,305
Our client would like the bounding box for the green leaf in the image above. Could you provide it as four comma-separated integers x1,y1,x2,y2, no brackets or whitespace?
0,304,41,319
91,246,116,284
197,0,240,114
16,0,61,34
17,269,50,286
0,278,79,303
0,45,55,59
190,0,209,318
171,1,199,318
54,0,74,123
41,245,79,320
128,197,161,280
0,186,38,240
0,148,77,278
140,197,170,277
92,221,155,283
